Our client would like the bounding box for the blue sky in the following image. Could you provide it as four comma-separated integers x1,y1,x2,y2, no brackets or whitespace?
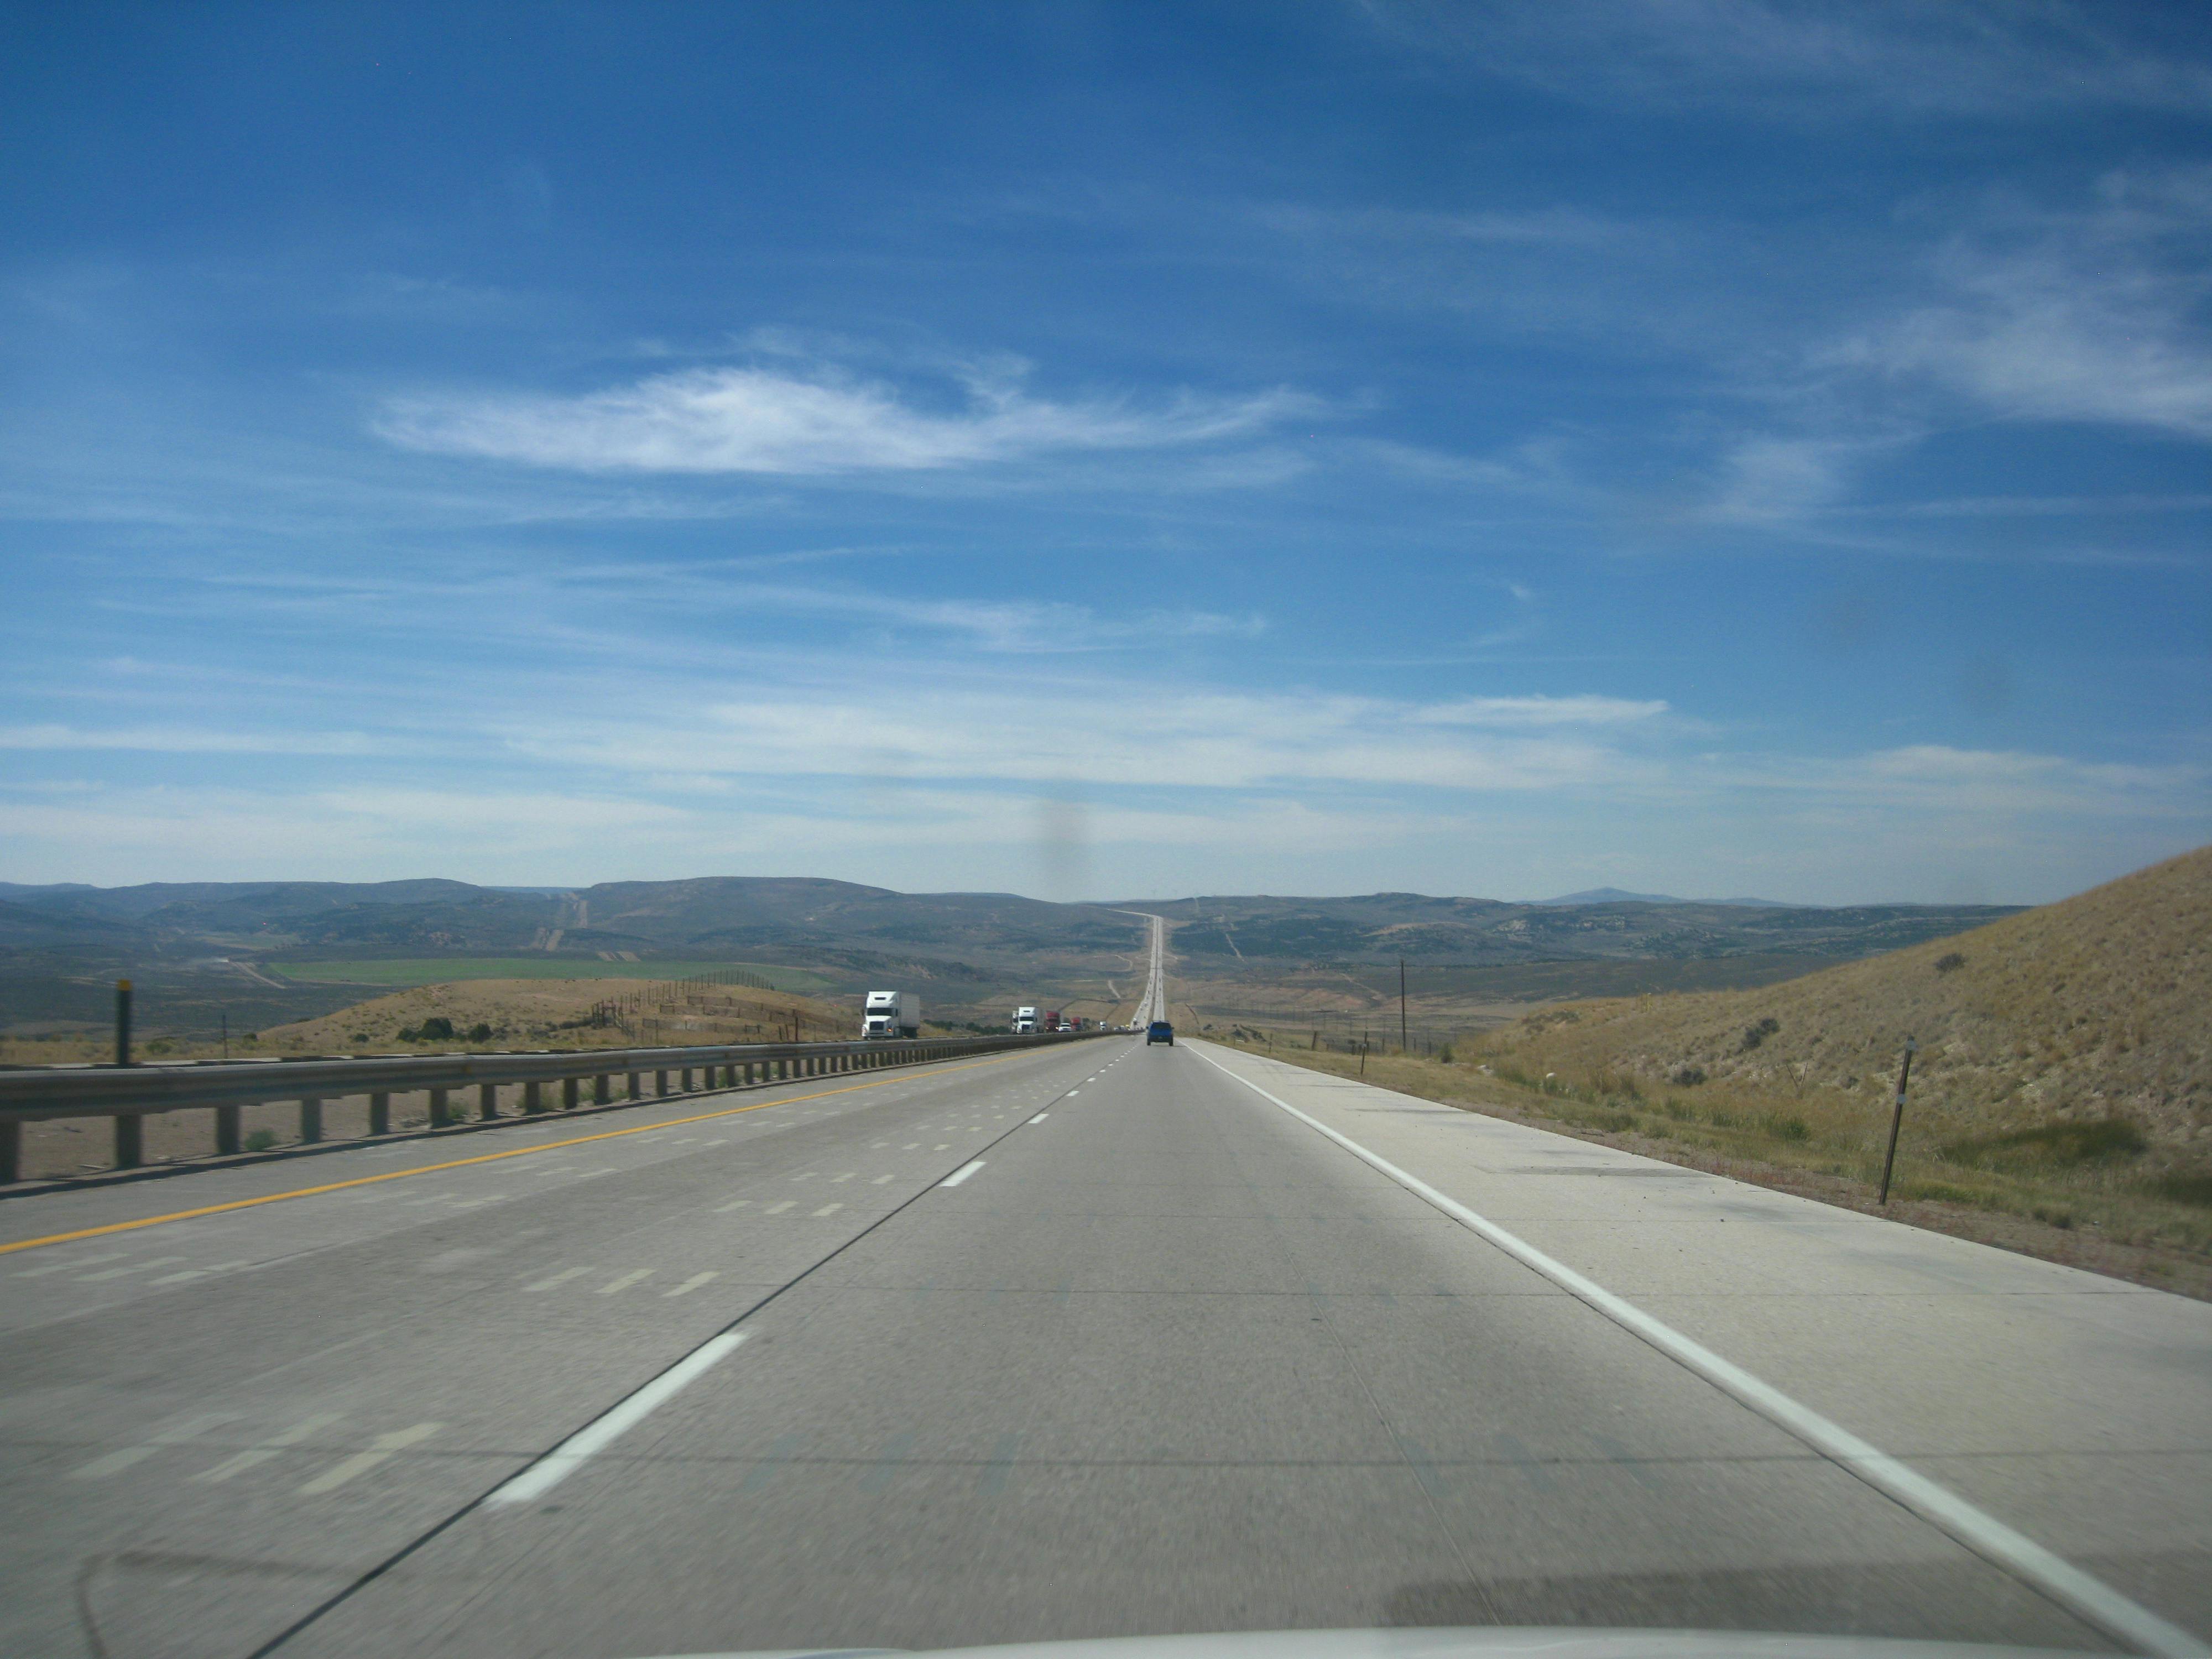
3,2,2209,905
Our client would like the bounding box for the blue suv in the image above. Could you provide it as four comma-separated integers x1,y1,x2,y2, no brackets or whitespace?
1146,1021,1175,1046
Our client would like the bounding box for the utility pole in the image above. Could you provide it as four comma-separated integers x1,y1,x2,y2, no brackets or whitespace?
1877,1037,1917,1205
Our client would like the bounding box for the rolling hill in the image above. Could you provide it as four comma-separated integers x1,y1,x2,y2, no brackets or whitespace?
1485,844,2211,1156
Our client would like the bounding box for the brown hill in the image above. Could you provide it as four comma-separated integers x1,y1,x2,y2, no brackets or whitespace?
1485,844,2211,1168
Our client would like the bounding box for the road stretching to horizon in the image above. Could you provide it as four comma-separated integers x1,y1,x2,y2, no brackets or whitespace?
1,931,2207,1659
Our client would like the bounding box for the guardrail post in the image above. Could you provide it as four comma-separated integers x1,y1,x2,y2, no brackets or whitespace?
479,1082,498,1120
656,1070,669,1097
593,1075,610,1105
114,1114,143,1169
627,1071,641,1100
299,1098,322,1144
429,1088,451,1128
523,1081,545,1114
368,1092,390,1135
1,1119,19,1184
216,1104,241,1155
562,1077,579,1110
682,1067,696,1092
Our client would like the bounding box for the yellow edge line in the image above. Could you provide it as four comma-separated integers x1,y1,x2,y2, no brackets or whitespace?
0,1053,1021,1257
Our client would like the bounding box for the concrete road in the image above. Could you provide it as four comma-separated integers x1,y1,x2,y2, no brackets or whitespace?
2,1036,2205,1659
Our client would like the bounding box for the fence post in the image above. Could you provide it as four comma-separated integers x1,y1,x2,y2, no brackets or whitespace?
299,1098,322,1144
368,1092,390,1136
429,1088,451,1128
1877,1037,1917,1206
479,1082,498,1120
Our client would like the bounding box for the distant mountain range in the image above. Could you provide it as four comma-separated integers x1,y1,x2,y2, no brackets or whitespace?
1533,888,1798,908
0,877,2024,1037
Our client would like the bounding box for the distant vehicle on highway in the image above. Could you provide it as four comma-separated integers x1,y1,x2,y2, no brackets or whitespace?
1146,1020,1174,1046
1055,1022,1074,1032
1013,1005,1039,1034
861,990,920,1039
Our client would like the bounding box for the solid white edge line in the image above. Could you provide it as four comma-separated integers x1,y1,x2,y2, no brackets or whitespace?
940,1160,986,1187
1188,1042,2208,1659
485,1332,747,1508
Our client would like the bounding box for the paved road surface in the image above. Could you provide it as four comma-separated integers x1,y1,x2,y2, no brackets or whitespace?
3,1036,2206,1659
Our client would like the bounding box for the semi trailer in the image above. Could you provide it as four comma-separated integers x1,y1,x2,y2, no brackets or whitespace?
862,990,920,1039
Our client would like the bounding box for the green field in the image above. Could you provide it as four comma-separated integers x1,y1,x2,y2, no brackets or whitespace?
269,958,834,993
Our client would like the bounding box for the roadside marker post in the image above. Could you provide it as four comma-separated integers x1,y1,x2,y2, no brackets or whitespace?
1877,1037,1917,1206
112,980,141,1169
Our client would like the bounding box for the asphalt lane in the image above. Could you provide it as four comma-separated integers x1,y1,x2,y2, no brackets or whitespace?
0,1039,1114,1659
263,1041,2096,1657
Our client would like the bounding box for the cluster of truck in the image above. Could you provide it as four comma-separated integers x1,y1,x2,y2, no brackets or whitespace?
858,993,1081,1039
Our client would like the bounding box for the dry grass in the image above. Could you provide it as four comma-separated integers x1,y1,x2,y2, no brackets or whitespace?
1218,1035,2212,1300
0,977,859,1066
1217,846,2212,1297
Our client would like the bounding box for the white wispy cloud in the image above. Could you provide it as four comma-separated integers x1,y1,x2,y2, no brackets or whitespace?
1410,695,1668,727
1364,0,2212,117
1832,168,2212,441
0,723,392,755
376,361,1318,476
499,682,1665,795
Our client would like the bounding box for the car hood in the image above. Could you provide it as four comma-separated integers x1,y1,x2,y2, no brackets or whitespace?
641,1629,2101,1659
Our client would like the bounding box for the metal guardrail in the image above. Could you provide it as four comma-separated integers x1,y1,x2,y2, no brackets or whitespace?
0,1029,1109,1184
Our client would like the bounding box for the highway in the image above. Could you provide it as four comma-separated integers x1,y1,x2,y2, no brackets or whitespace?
1116,910,1169,1027
3,1026,2209,1658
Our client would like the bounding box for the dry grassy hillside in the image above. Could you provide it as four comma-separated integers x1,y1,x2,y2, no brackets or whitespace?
259,977,858,1053
1489,845,2209,1156
0,977,863,1065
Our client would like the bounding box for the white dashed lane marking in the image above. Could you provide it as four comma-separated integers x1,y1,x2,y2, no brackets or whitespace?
194,1412,344,1483
79,1256,186,1281
69,1413,238,1480
298,1422,442,1495
15,1251,131,1278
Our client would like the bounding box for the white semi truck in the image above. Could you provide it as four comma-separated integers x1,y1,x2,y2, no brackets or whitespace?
1012,1005,1039,1034
862,990,920,1039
